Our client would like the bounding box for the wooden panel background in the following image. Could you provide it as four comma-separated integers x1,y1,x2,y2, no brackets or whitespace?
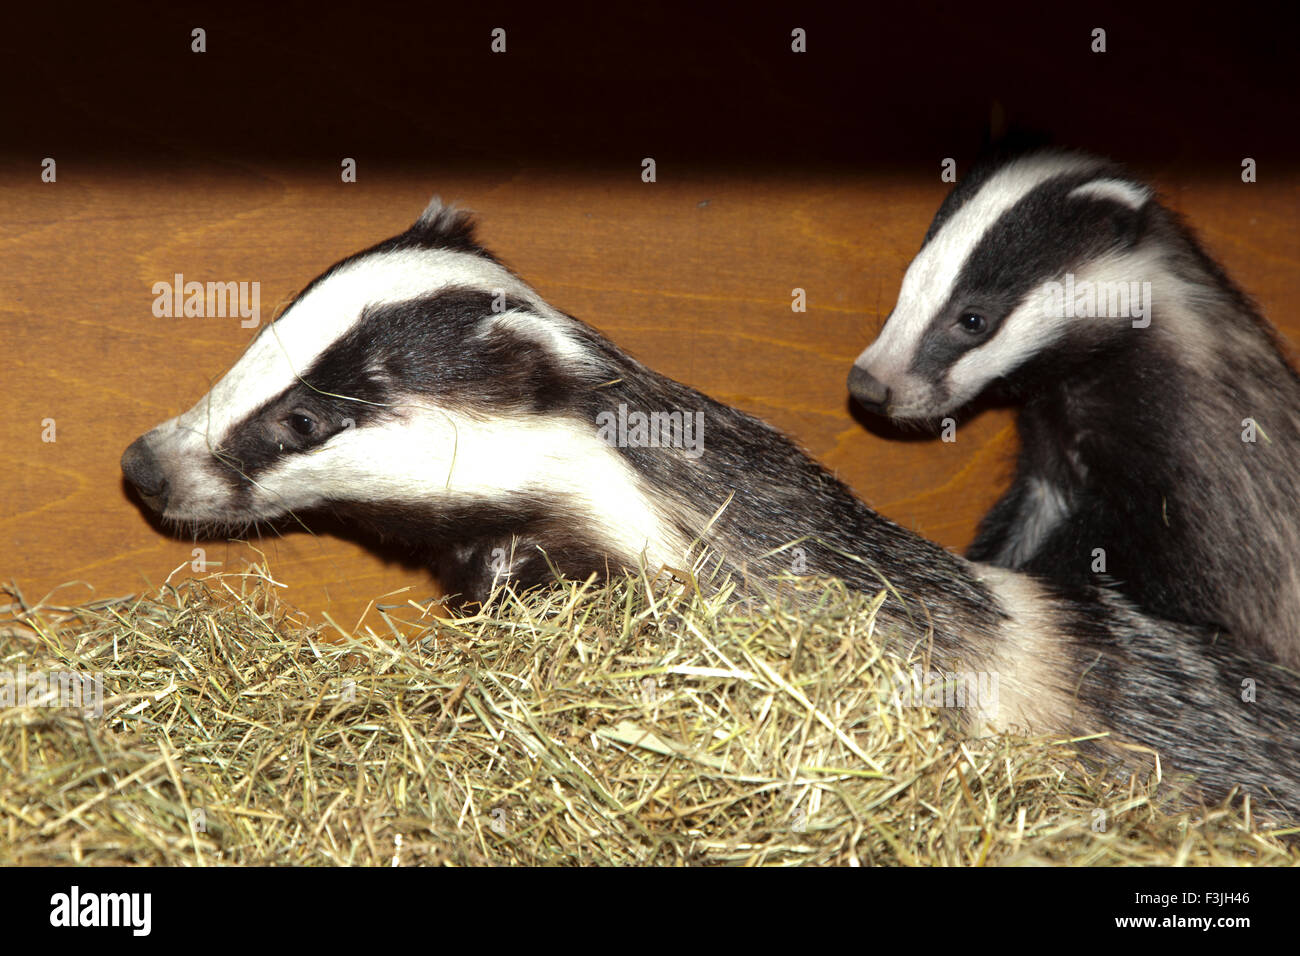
2,4,1297,630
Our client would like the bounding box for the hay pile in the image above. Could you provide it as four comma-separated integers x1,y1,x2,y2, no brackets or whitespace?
0,566,1294,866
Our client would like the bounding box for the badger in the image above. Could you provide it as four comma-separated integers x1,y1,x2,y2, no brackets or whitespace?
848,150,1300,668
122,199,1300,815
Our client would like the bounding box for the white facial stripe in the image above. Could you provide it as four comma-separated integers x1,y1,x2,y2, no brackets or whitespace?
167,247,576,453
247,406,690,572
863,153,1105,381
1067,178,1151,210
946,242,1196,406
946,294,1066,406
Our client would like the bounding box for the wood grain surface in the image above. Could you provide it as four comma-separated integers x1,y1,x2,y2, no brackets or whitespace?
4,166,1296,629
2,4,1296,630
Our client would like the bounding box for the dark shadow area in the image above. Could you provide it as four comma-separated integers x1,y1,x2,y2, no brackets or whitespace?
119,478,176,540
285,510,435,579
119,476,434,577
5,1,1297,174
845,388,1021,443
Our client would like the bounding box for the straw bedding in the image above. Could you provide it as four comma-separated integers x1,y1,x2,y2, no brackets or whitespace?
1,564,1294,866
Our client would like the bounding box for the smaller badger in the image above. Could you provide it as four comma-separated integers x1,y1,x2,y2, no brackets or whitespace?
849,150,1300,667
122,200,1300,814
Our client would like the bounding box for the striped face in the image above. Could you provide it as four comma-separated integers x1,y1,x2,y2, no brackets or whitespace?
121,201,684,574
848,151,1153,420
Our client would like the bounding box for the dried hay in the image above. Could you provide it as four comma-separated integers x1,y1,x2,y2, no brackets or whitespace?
0,564,1294,866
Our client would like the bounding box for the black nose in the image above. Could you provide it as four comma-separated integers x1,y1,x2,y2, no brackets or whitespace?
848,364,891,411
121,436,169,512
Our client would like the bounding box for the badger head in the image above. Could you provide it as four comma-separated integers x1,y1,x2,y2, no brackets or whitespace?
848,151,1155,421
121,200,685,599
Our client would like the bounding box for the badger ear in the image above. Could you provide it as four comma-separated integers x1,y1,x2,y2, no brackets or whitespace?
1067,177,1152,211
409,196,480,248
1068,177,1152,246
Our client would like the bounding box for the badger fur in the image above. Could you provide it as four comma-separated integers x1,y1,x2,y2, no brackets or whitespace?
848,150,1300,667
122,199,1300,815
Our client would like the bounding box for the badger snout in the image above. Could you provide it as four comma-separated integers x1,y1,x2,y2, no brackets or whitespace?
848,364,891,412
121,435,170,513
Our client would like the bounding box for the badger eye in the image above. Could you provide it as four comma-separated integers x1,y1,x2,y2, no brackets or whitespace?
959,312,988,334
286,412,317,437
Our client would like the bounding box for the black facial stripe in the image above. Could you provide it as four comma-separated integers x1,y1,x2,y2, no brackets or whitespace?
920,144,1096,248
331,289,589,412
909,170,1151,384
205,378,396,500
954,175,1146,300
205,288,600,498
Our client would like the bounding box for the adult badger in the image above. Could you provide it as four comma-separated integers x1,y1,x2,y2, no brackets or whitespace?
848,150,1300,667
122,200,1300,814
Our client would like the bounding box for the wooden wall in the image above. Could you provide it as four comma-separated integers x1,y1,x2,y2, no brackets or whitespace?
3,4,1296,629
